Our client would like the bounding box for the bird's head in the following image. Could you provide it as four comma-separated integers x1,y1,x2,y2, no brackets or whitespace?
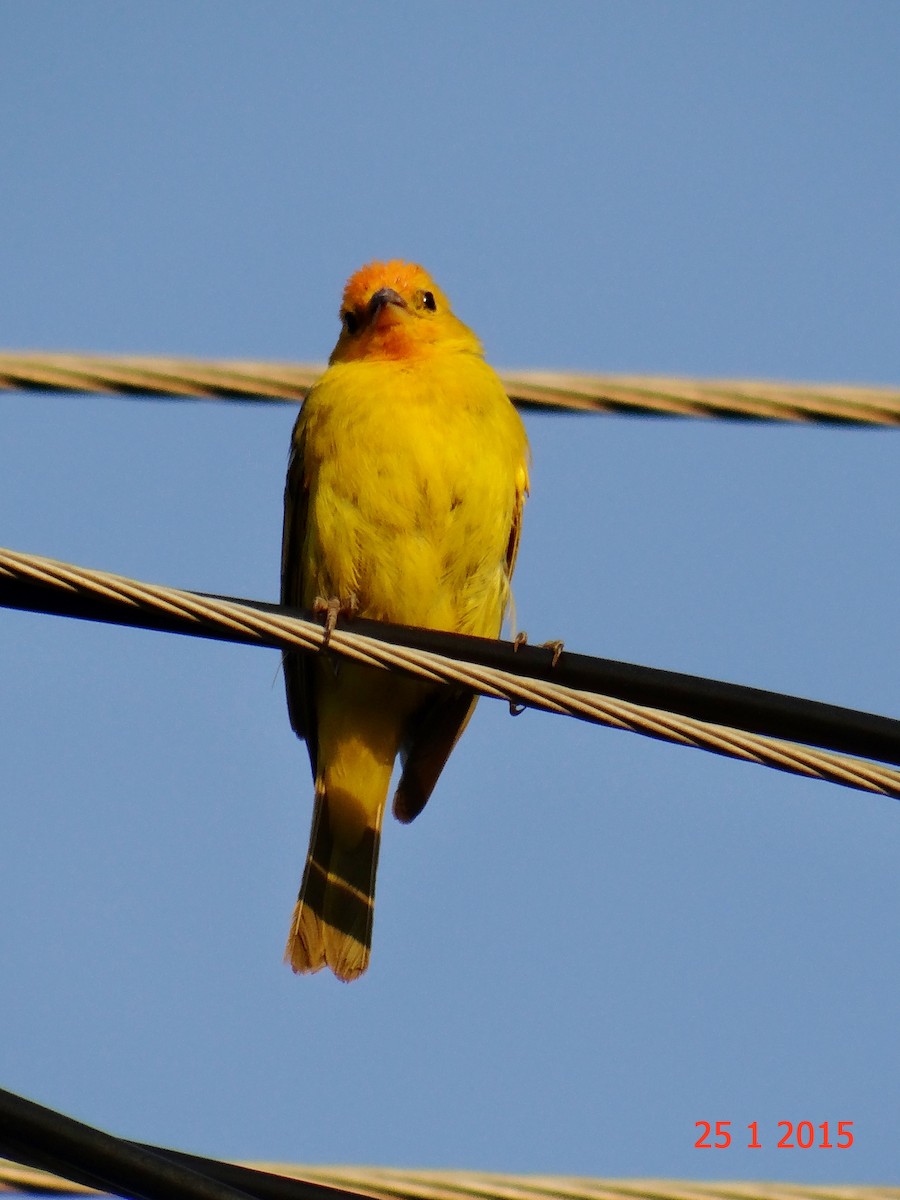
329,261,483,364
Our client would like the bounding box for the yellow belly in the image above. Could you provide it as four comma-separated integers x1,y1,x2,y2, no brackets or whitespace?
297,352,528,638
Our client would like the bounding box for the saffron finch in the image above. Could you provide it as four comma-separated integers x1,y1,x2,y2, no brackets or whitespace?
282,261,529,981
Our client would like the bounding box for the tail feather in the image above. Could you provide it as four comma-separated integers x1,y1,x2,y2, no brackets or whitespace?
285,782,382,982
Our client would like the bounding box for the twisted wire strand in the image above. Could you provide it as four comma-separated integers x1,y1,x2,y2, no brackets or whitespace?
269,1166,900,1200
2,546,899,800
2,351,899,424
2,1157,898,1200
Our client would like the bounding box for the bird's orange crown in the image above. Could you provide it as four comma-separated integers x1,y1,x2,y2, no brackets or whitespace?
340,260,434,314
330,260,482,364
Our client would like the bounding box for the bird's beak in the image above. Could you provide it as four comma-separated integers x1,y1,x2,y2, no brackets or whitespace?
367,287,407,321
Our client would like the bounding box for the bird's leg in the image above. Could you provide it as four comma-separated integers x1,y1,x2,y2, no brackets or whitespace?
313,593,359,649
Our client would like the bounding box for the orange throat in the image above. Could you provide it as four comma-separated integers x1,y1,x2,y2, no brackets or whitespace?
342,309,431,362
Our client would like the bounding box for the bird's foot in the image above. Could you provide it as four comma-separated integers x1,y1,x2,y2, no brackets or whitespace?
313,594,359,649
509,631,528,714
512,631,564,667
541,639,565,667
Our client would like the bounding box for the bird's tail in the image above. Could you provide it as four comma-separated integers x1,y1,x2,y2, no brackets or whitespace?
285,667,428,981
285,778,385,982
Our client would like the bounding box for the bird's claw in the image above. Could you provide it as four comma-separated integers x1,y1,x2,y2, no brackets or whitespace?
313,594,358,649
513,631,563,667
510,632,528,712
541,639,564,667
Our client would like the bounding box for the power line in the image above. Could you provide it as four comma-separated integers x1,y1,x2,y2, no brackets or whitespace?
2,545,899,800
0,1086,367,1200
1,350,899,423
3,1087,899,1200
0,1087,258,1200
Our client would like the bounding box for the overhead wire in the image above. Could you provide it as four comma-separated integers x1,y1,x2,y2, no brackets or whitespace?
0,1087,258,1200
2,350,899,423
2,546,899,801
0,1086,364,1200
3,1086,900,1200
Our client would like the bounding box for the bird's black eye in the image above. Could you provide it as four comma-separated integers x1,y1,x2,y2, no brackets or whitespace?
420,290,437,311
342,309,359,334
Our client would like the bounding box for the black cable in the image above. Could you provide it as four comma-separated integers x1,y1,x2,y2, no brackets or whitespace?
130,1145,365,1200
0,1086,256,1200
0,1086,371,1200
2,572,899,769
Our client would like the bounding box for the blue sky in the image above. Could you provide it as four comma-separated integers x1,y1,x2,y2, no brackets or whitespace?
1,2,898,1186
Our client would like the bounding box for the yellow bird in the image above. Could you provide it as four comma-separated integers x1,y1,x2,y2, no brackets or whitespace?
281,261,529,981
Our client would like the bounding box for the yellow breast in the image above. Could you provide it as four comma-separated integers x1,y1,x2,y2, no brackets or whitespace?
295,351,528,636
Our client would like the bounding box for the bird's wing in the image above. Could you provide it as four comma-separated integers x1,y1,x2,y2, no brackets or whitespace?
504,462,529,579
392,687,478,824
281,418,318,779
392,462,528,824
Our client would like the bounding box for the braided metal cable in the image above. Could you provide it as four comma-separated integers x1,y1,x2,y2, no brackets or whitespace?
0,352,317,403
2,546,899,800
271,1166,900,1200
1,351,899,424
2,1157,898,1200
